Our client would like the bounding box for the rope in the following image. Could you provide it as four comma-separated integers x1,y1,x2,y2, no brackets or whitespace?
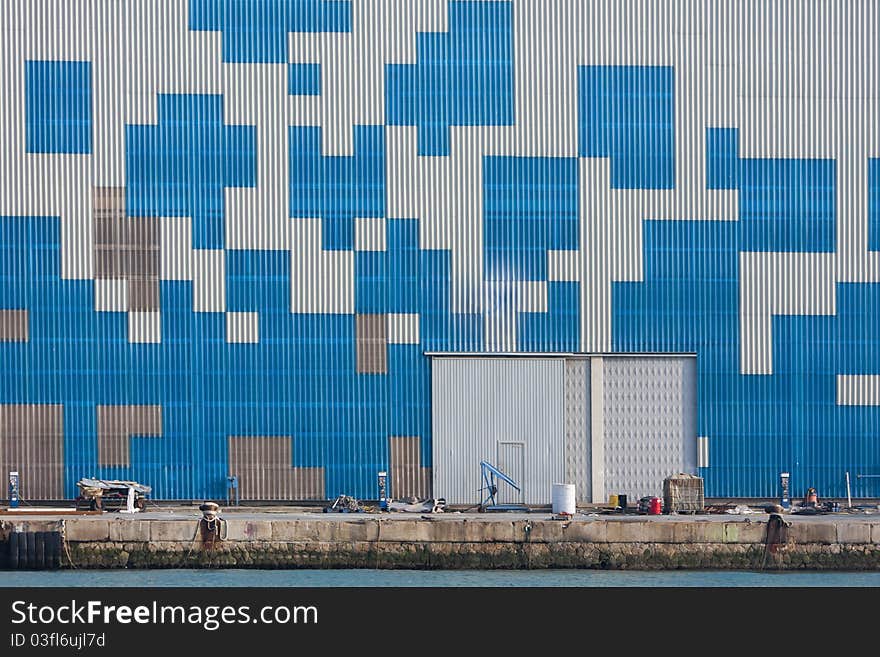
61,519,76,569
374,518,383,570
186,516,228,562
203,517,228,546
185,519,202,561
523,521,532,569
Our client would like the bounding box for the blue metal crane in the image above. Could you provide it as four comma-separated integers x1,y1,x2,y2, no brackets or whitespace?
479,460,528,512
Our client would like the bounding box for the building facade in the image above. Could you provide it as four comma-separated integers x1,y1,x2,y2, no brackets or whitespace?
1,1,879,501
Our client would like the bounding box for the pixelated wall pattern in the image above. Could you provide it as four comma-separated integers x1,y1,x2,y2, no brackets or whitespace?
1,1,879,499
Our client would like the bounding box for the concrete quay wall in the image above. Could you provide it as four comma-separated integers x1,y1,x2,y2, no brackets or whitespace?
3,514,880,570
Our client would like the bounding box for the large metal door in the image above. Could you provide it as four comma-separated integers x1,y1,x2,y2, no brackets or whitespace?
431,357,565,505
495,442,525,504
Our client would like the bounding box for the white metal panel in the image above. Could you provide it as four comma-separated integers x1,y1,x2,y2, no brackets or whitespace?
192,249,225,313
431,357,565,506
681,358,698,474
698,436,710,468
837,375,880,406
739,252,837,375
289,218,354,314
387,313,420,344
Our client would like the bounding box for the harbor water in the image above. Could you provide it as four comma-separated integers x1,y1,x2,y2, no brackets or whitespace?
2,569,879,587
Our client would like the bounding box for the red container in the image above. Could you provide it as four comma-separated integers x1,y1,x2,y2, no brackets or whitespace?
648,496,662,515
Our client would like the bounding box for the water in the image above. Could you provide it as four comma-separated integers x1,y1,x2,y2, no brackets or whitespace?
2,569,878,587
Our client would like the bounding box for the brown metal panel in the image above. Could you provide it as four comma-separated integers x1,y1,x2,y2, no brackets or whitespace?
93,210,160,310
120,217,159,250
355,313,387,374
96,405,163,467
228,436,325,500
388,436,431,499
94,248,123,279
127,277,160,311
93,216,122,248
93,188,126,262
0,404,64,500
289,467,325,501
118,247,160,279
92,186,125,212
0,309,29,342
235,437,290,499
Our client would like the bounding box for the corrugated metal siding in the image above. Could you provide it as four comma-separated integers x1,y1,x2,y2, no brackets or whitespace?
228,436,325,501
601,357,697,501
0,404,64,500
96,405,162,468
388,435,430,499
432,357,564,505
0,1,879,499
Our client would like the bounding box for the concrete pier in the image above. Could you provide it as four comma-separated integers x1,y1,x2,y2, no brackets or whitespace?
3,510,880,570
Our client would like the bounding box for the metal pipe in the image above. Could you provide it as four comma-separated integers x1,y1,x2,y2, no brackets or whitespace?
846,472,852,509
856,474,880,478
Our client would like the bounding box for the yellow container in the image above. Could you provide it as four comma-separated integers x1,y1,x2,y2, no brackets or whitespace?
608,494,619,507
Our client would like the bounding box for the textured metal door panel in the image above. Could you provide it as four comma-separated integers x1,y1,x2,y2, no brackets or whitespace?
563,358,591,503
601,357,697,501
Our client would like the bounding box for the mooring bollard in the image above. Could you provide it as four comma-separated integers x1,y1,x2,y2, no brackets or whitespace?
198,501,227,550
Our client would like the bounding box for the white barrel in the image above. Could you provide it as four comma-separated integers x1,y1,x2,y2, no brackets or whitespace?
552,483,576,515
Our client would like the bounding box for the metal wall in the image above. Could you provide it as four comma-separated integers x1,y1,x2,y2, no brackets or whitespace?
1,1,879,500
431,357,565,506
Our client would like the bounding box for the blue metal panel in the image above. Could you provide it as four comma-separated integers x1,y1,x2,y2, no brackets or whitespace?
579,65,675,189
870,159,880,252
739,158,836,253
706,128,739,190
126,95,257,250
25,61,92,154
226,250,289,313
483,157,579,282
288,63,321,96
386,1,514,156
418,248,483,353
289,125,385,250
189,0,351,63
355,219,420,314
518,282,579,353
